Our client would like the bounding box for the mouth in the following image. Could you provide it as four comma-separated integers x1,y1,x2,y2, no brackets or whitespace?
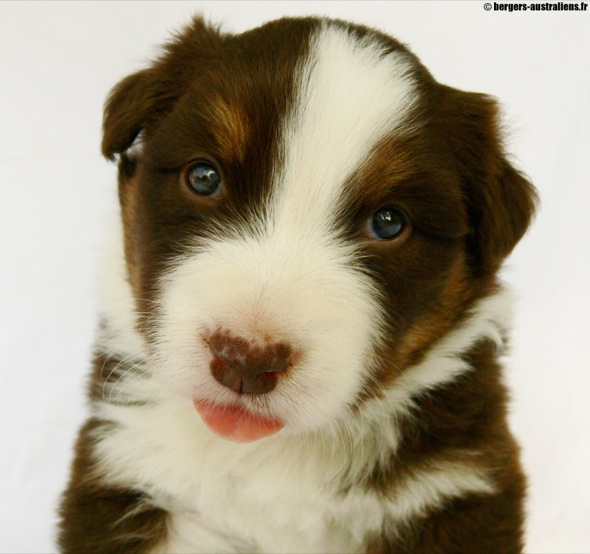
194,399,285,442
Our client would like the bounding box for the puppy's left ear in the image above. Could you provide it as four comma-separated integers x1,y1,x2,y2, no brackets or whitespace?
437,86,538,274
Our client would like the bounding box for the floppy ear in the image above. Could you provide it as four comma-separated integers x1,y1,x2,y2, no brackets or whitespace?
438,87,538,274
101,69,159,160
101,16,223,161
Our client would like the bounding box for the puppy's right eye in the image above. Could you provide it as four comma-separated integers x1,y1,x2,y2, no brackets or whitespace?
185,162,222,197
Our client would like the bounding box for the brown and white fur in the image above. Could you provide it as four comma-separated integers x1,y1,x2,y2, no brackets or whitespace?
58,16,537,554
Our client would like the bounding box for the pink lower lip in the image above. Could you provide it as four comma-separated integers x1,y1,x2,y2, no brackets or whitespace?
194,400,284,443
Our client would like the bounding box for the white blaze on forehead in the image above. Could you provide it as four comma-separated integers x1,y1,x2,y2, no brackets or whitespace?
272,23,417,233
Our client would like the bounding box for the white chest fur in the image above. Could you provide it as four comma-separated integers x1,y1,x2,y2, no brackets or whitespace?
93,347,497,554
93,394,381,553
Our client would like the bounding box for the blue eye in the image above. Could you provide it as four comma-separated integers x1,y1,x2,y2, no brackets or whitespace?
186,162,222,196
369,207,407,240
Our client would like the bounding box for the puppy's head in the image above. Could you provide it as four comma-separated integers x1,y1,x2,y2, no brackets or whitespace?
102,17,536,441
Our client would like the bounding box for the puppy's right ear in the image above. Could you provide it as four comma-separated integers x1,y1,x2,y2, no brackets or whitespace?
101,69,160,161
101,17,223,161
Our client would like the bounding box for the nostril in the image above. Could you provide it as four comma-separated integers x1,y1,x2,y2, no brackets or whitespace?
207,329,294,395
210,354,243,393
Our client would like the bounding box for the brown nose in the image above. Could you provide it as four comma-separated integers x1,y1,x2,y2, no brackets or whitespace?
207,329,293,395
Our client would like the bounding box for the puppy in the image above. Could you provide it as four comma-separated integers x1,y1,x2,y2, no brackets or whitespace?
59,16,537,553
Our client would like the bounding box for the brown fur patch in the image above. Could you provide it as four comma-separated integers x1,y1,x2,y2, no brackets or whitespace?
361,340,526,552
58,419,168,554
207,94,250,162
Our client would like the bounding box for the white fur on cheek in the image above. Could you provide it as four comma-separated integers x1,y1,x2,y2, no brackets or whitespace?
151,25,419,434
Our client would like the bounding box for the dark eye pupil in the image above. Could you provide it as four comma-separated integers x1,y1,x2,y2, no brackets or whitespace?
188,163,221,196
370,208,405,240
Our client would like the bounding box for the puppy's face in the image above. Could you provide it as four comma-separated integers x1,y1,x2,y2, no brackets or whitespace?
103,18,535,441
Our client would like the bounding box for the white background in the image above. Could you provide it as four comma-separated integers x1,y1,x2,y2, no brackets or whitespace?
1,1,589,552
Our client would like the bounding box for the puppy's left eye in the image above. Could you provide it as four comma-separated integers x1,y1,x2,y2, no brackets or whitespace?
185,162,222,196
369,207,407,240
